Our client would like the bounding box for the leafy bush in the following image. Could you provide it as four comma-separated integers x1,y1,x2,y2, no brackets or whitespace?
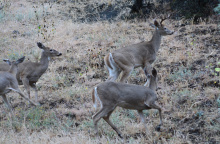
171,0,218,21
214,0,220,14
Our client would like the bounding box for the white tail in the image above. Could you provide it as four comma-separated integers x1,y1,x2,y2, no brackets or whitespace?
92,87,103,111
104,53,121,81
92,68,162,138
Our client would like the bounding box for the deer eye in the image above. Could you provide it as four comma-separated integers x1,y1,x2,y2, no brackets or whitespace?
50,49,53,52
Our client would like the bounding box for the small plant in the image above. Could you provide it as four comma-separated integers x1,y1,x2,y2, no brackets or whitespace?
23,107,58,130
33,2,56,40
215,61,220,74
0,0,11,22
206,61,220,77
7,50,24,60
168,67,193,81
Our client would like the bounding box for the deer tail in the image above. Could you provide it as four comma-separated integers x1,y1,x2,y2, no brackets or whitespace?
104,53,113,69
92,87,102,111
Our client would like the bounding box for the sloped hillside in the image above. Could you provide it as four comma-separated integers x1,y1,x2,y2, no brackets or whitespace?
0,0,219,143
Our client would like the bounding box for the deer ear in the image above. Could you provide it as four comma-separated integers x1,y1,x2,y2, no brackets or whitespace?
37,42,45,49
3,59,11,65
16,56,25,64
154,20,160,28
152,68,157,77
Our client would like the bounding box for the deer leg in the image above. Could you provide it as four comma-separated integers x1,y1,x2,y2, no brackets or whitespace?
108,68,121,82
16,90,37,106
30,83,38,103
93,107,117,137
137,110,149,133
103,110,123,138
120,67,134,83
21,77,31,99
1,94,14,116
8,88,37,106
149,102,162,131
144,75,151,87
92,107,106,136
143,63,152,86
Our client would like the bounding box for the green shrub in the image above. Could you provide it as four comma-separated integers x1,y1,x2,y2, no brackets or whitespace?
214,0,220,14
171,0,218,21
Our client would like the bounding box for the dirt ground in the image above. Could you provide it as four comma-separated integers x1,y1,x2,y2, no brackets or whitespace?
0,0,219,143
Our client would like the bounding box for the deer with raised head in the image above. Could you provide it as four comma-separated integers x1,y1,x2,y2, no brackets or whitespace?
0,42,62,103
92,68,162,138
104,18,173,85
0,57,37,115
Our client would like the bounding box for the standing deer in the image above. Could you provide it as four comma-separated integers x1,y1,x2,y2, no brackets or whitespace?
92,68,162,138
0,42,62,103
104,18,173,85
0,57,37,115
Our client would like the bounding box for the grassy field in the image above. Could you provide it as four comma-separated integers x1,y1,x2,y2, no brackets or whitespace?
0,0,219,143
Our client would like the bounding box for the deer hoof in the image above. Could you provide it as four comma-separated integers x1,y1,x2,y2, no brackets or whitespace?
118,133,123,139
155,125,161,131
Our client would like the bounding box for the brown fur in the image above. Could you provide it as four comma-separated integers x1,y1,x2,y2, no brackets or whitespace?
92,68,162,138
104,20,174,83
0,57,37,115
0,42,62,103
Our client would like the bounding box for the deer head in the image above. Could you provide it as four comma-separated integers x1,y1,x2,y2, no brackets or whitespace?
7,56,25,76
153,20,174,36
3,59,11,65
37,42,62,57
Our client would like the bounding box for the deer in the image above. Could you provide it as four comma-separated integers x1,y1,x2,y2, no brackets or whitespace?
0,42,62,103
92,68,162,138
0,57,37,115
104,18,174,86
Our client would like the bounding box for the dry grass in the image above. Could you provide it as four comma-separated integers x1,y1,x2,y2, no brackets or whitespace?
0,0,219,143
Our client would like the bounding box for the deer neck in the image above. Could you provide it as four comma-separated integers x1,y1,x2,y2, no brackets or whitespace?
8,66,17,77
150,29,162,53
149,82,155,91
148,78,157,91
39,52,50,72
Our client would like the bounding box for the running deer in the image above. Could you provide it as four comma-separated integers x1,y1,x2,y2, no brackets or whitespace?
92,68,162,138
104,18,174,85
0,57,37,115
0,42,62,103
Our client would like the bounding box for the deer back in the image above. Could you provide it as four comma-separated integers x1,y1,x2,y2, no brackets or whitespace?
97,81,157,110
17,61,44,83
112,42,156,68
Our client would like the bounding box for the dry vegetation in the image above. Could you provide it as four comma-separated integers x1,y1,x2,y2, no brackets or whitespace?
0,0,219,143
